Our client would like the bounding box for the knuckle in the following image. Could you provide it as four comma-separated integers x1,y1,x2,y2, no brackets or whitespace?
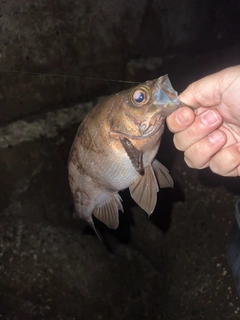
173,127,197,151
173,134,185,151
184,153,198,169
184,142,210,169
184,157,195,169
185,126,198,140
188,144,205,161
209,160,226,176
209,146,240,176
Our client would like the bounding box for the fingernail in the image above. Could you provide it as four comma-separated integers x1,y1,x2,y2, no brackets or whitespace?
201,110,219,126
208,131,225,144
176,110,189,124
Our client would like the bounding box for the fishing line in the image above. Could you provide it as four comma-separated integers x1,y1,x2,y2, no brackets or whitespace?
0,69,140,84
1,10,88,16
1,11,73,15
0,8,141,85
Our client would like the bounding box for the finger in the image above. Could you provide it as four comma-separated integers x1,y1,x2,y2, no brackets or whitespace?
178,72,223,108
209,143,240,177
184,130,226,169
173,109,223,151
166,107,195,133
179,66,240,109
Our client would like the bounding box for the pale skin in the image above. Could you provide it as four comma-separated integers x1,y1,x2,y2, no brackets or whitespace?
166,65,240,177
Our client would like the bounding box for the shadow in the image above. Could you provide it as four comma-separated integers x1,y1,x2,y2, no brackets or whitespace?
149,188,173,233
82,223,115,254
82,176,185,249
199,168,240,195
81,189,136,252
147,126,185,233
150,180,185,233
157,127,177,171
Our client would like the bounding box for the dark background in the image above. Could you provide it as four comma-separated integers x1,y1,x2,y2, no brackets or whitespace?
0,1,240,319
0,0,240,124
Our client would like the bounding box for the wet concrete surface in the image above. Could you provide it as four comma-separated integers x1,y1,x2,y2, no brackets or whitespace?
1,125,240,320
1,47,240,319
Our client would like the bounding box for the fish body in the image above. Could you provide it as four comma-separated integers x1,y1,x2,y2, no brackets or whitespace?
68,75,183,235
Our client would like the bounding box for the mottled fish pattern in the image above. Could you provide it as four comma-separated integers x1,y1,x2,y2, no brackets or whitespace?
68,75,184,238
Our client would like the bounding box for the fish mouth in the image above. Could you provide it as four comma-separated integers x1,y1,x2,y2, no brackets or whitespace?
153,75,188,116
159,101,185,117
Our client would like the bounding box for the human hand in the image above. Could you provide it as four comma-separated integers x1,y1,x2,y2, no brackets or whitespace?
166,66,240,176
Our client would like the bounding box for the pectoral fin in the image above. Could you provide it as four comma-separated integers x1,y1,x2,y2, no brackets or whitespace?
129,165,159,215
93,193,124,229
120,137,144,175
152,159,174,188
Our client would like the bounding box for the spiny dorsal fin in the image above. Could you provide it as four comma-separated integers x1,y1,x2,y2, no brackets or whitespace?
93,193,124,229
129,165,158,216
152,159,174,188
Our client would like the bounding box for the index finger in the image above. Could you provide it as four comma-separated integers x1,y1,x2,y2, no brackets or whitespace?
166,107,195,133
178,71,222,108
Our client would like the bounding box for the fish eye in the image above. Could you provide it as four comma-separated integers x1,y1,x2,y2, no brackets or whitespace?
134,91,144,103
130,86,151,107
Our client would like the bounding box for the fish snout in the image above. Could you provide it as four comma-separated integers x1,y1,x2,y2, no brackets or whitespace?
161,100,187,117
154,74,191,117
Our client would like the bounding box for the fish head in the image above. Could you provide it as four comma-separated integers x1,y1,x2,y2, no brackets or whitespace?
109,75,186,139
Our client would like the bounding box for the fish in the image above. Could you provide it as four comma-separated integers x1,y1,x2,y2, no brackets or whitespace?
68,75,184,239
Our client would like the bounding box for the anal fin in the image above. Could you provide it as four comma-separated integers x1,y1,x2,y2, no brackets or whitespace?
129,165,159,216
93,193,124,229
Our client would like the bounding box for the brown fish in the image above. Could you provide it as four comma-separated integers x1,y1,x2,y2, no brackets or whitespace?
68,75,184,238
